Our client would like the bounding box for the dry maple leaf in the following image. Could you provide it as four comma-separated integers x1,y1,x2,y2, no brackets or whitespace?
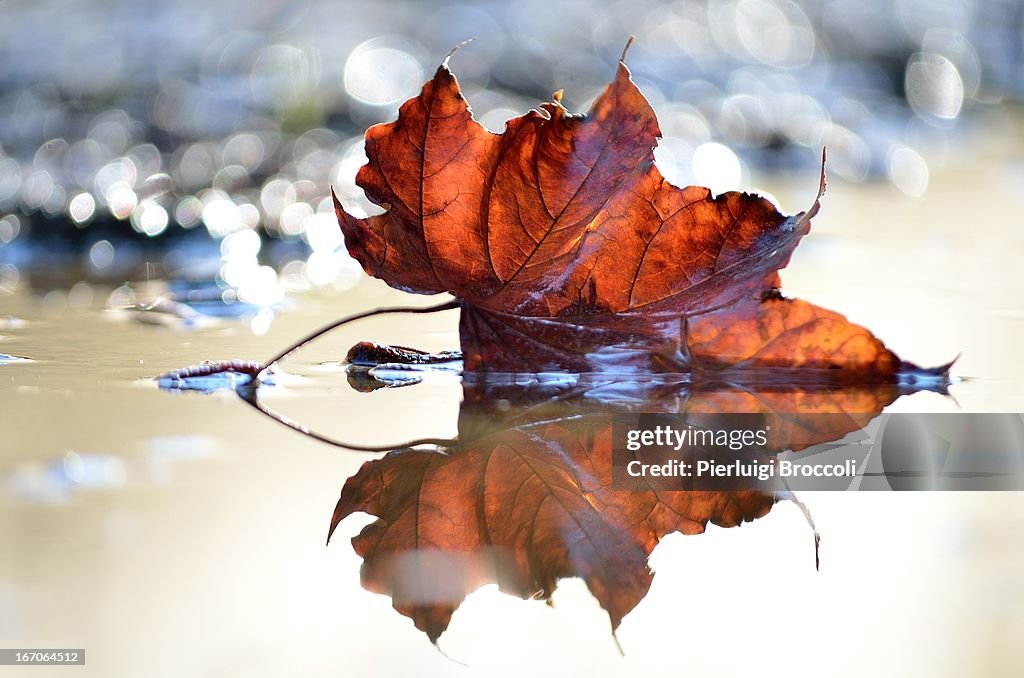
333,48,945,377
328,376,914,643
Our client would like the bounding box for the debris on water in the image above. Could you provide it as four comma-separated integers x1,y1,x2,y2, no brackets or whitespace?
346,341,462,367
155,360,267,393
113,279,282,330
126,298,216,329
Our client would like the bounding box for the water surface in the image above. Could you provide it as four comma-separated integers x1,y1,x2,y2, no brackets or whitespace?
2,147,1024,677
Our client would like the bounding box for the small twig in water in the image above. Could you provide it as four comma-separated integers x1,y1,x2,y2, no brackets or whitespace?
259,299,460,376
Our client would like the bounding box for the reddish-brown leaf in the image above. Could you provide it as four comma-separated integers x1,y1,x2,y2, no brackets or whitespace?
687,295,899,372
336,59,816,317
334,52,945,376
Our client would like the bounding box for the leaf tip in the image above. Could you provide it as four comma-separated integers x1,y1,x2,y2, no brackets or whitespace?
806,147,827,219
818,146,828,200
790,149,828,230
327,495,347,545
331,184,354,230
442,38,476,68
894,356,958,392
612,630,625,656
620,35,636,64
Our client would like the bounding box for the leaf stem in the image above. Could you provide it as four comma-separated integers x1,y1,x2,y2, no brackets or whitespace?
260,299,460,372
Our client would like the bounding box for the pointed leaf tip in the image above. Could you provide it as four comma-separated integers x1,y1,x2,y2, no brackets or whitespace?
442,38,476,67
620,35,636,63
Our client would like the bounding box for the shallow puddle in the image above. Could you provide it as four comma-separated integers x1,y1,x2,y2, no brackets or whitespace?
2,146,1024,676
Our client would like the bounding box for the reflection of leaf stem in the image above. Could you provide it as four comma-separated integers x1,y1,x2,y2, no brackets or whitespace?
237,384,457,452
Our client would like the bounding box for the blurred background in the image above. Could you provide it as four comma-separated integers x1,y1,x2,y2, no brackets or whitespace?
0,0,1021,304
2,2,1024,677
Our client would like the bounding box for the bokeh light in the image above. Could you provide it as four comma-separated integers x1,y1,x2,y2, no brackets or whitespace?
68,193,96,225
88,240,115,270
0,0,1019,314
888,144,930,197
344,38,425,107
692,142,743,194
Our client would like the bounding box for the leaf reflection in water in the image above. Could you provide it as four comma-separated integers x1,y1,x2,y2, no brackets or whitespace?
327,369,940,644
